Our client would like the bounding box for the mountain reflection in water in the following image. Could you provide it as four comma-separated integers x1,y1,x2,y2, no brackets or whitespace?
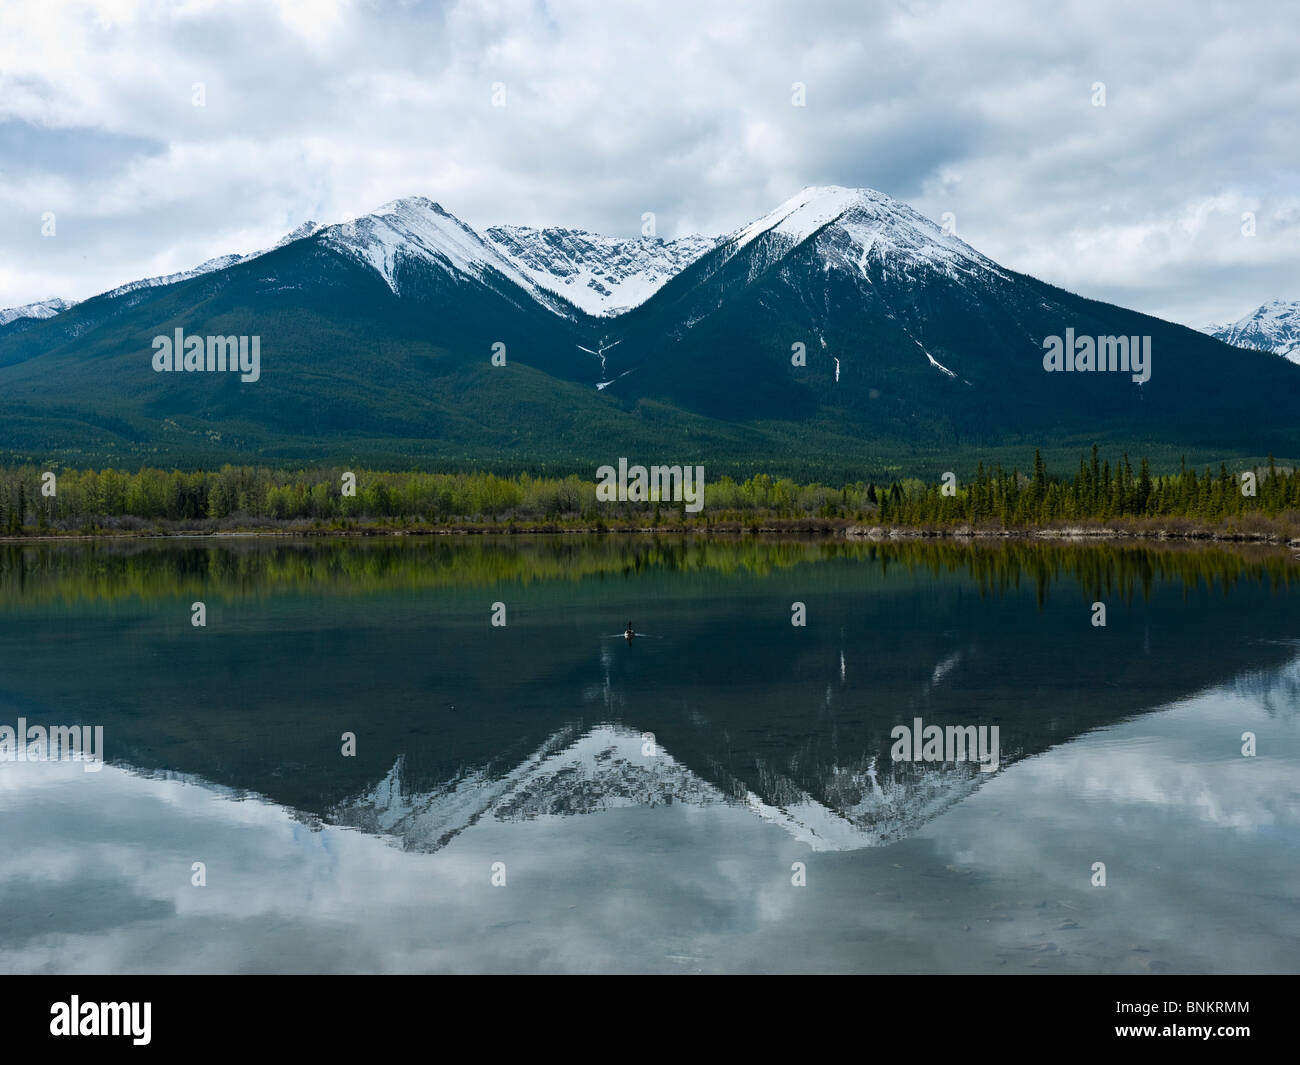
1,537,1297,973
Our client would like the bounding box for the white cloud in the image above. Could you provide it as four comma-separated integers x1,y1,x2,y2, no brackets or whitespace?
0,0,1296,326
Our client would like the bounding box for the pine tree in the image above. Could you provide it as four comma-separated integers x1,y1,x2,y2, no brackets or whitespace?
1090,444,1101,510
1138,458,1152,515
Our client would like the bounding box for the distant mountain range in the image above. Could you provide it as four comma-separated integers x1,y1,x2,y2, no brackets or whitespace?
1204,298,1300,365
0,223,326,331
2,186,1296,476
0,297,77,328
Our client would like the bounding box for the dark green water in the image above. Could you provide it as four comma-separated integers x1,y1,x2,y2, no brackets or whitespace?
1,536,1297,973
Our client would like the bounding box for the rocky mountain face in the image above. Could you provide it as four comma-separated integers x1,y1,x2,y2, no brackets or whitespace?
1205,298,1300,365
1,187,1296,471
485,226,717,316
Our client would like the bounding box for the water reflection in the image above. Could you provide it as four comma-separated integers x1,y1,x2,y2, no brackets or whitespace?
0,537,1297,972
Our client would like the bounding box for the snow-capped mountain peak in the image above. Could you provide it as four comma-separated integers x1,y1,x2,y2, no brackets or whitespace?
3,189,1005,331
727,184,1005,283
0,296,78,327
732,185,868,250
318,197,569,312
1205,298,1300,365
485,226,718,316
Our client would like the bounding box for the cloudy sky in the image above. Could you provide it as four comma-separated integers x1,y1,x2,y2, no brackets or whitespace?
1,0,1296,327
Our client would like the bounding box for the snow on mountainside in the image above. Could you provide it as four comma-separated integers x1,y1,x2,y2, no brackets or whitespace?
485,226,717,316
318,197,572,314
2,221,324,326
102,220,324,300
727,185,1009,284
603,185,1012,389
103,252,251,299
270,220,326,248
1205,299,1300,365
2,187,1002,330
0,296,77,326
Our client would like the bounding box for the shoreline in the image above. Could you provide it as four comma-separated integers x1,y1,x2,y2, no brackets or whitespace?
3,521,1299,550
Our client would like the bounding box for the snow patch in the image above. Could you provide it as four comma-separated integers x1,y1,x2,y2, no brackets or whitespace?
924,350,957,378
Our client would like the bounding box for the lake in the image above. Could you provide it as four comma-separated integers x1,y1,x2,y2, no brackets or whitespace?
1,535,1297,973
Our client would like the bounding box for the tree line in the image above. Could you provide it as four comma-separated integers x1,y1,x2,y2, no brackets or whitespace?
0,447,1296,532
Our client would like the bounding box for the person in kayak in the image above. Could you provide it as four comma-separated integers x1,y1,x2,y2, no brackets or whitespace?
625,621,635,641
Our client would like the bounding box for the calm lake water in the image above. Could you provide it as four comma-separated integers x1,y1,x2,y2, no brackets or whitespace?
1,535,1297,974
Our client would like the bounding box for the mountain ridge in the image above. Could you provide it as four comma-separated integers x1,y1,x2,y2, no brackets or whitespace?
1,186,1297,474
0,296,77,328
485,225,717,316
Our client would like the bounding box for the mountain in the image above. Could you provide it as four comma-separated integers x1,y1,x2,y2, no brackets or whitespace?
0,198,728,468
0,296,78,330
318,198,574,316
597,186,1009,414
484,226,717,316
99,220,325,302
1205,298,1300,365
0,223,326,336
1,186,1297,475
595,186,1300,454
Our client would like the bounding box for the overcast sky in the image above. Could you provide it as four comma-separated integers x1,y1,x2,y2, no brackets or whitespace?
2,0,1296,327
